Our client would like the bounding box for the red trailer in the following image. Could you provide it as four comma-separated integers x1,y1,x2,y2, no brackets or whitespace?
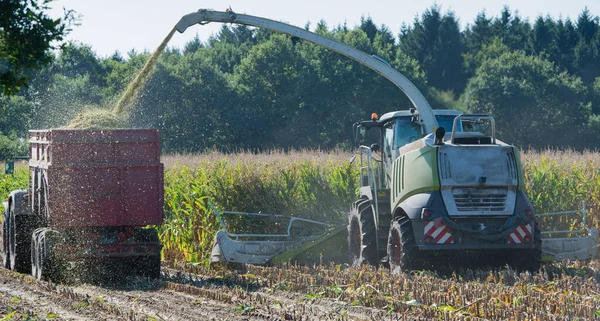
2,129,163,281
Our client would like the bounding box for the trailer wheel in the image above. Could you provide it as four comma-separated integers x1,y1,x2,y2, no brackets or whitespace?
9,211,33,274
2,210,10,269
387,216,418,273
348,199,378,266
31,233,38,278
38,231,66,283
136,255,161,279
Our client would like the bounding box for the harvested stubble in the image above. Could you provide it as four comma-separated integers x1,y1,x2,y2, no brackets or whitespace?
170,259,600,320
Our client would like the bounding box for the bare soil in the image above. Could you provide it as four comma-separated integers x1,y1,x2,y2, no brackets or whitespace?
0,260,599,320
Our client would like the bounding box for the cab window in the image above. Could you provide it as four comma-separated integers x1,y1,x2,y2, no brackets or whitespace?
393,117,421,148
436,115,463,133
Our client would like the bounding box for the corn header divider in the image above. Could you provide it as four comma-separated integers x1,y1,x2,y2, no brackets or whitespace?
209,202,347,265
538,202,598,261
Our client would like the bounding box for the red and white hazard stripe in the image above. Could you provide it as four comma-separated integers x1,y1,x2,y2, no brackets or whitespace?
424,219,454,244
508,223,533,244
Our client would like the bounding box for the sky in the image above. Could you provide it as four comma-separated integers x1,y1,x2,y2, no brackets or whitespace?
47,0,599,58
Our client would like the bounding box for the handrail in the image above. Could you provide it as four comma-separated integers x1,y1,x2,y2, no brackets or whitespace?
537,201,587,237
209,201,328,240
358,145,379,225
451,115,496,144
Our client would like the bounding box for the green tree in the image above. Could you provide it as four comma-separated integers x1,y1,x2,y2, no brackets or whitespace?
359,16,378,43
0,0,76,95
462,51,590,148
573,9,600,84
399,5,465,92
549,18,578,72
528,16,555,55
0,95,31,155
464,12,493,54
491,6,531,51
592,77,600,115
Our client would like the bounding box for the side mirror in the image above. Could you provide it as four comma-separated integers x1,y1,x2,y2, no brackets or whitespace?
435,127,446,146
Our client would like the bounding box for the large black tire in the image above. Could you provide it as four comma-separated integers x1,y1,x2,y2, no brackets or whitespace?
132,228,161,279
511,223,542,272
387,216,419,273
39,231,67,283
9,212,33,274
31,232,38,278
2,210,10,269
133,255,161,279
348,199,378,266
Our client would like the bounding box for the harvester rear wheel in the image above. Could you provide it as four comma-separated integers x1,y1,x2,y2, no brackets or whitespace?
348,199,378,266
512,223,542,272
387,216,418,273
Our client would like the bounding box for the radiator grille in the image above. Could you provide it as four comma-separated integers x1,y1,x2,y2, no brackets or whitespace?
452,188,508,212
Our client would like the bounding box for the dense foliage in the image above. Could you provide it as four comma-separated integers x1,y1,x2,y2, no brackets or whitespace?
0,0,75,156
2,5,600,153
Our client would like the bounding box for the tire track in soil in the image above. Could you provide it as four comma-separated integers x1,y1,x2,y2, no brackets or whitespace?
0,269,117,320
0,266,396,321
0,267,242,321
161,267,394,321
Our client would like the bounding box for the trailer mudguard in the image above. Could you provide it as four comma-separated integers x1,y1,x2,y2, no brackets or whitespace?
8,190,28,216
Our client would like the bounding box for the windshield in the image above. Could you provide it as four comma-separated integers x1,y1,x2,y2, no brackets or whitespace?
393,114,462,149
436,115,463,133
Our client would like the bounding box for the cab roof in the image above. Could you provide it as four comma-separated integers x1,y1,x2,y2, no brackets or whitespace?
379,109,462,123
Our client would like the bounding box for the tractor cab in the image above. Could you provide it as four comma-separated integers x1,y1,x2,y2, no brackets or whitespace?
353,109,463,189
353,109,463,152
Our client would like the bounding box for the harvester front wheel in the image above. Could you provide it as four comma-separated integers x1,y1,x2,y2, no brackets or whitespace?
348,199,378,266
387,216,418,273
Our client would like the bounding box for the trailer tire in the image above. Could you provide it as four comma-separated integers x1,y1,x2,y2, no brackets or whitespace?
2,210,10,269
387,216,418,273
348,199,378,266
9,212,33,274
135,255,161,279
31,233,38,278
39,232,66,283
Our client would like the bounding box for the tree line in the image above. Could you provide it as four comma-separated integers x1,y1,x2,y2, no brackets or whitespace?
1,5,599,154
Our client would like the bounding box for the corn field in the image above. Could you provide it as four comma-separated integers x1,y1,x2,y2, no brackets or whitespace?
1,150,598,266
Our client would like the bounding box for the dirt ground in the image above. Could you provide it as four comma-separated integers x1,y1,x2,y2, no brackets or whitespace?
0,260,599,320
0,264,396,321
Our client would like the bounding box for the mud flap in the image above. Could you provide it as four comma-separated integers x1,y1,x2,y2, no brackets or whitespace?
541,228,599,261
